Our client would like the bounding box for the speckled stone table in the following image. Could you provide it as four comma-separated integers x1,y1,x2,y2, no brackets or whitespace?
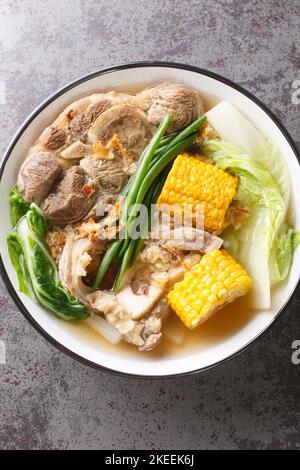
0,0,299,450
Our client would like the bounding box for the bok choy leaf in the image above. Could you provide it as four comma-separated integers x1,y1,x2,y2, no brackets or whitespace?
9,187,30,226
7,203,89,321
7,231,31,297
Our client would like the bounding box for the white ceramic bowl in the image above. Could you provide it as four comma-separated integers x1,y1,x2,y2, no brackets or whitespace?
1,62,300,378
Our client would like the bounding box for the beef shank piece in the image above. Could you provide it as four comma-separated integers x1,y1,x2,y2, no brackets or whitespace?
80,149,128,221
41,166,96,224
38,97,93,150
38,96,113,157
87,103,153,158
67,97,113,144
139,82,205,132
80,153,127,194
17,151,61,204
39,93,150,156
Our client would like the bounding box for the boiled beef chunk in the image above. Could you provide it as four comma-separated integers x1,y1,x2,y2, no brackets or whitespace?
67,97,113,144
80,145,128,221
41,166,96,224
17,152,61,204
87,104,153,158
80,153,127,194
139,82,204,132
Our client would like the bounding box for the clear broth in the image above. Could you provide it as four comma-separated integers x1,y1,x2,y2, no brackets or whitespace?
68,293,256,359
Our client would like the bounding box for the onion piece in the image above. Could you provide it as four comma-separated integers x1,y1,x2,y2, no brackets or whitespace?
86,314,121,343
164,319,187,345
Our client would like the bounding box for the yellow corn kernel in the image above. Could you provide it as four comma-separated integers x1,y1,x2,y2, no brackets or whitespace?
168,249,252,329
157,153,237,234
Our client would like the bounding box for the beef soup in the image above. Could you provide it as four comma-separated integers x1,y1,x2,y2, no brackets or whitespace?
7,81,299,358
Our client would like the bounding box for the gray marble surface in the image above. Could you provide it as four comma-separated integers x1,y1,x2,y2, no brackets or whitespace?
0,0,300,450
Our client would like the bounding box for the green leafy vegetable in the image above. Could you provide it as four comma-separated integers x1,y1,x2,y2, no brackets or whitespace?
253,134,291,207
27,202,51,238
7,231,31,297
9,187,30,226
7,204,89,321
269,226,300,286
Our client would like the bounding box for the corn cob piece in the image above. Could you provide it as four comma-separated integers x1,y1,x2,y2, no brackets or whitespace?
157,153,238,234
168,249,251,329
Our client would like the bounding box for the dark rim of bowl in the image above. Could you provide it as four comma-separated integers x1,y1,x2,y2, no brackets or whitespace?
0,61,299,379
